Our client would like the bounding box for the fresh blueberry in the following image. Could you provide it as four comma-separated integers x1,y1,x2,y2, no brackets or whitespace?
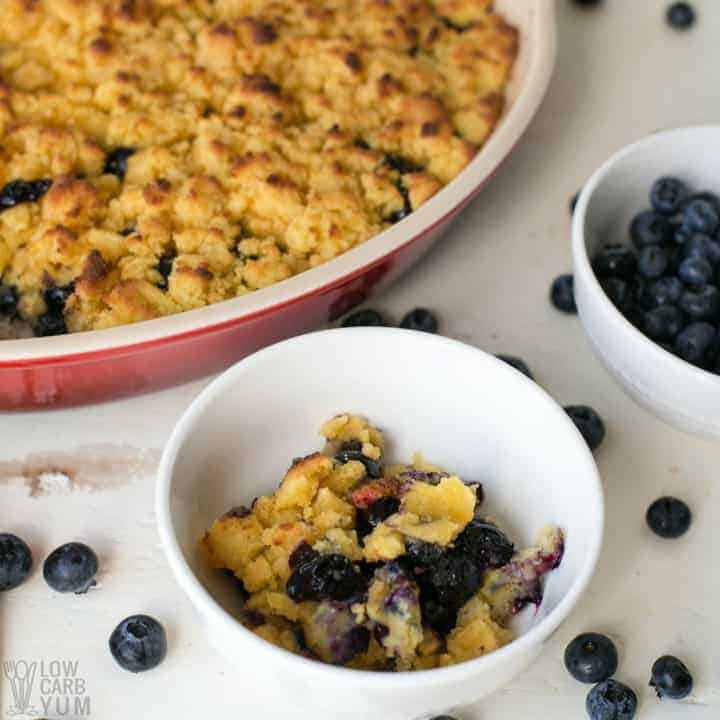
109,615,167,673
592,245,637,279
678,286,720,320
630,211,673,249
637,246,669,279
674,321,716,365
564,633,618,684
43,282,75,313
640,276,683,309
550,274,576,313
586,679,638,720
623,304,645,330
650,177,688,215
104,147,136,179
565,405,605,451
682,233,720,265
688,191,720,213
0,284,19,316
678,256,712,287
43,542,98,593
684,198,719,235
673,220,695,246
646,497,692,538
341,309,386,327
34,312,67,337
643,305,684,341
650,655,693,699
666,2,696,29
0,179,53,212
496,354,534,380
400,308,438,333
599,278,629,309
0,534,33,592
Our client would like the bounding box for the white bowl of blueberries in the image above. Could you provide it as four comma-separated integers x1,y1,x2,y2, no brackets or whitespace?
571,125,720,438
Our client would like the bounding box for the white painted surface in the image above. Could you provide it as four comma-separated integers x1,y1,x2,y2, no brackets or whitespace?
1,1,719,718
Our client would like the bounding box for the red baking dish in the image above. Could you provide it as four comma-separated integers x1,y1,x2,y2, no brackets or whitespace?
0,1,555,409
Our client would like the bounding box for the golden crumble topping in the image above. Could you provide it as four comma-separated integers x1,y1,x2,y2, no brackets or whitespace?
0,0,517,335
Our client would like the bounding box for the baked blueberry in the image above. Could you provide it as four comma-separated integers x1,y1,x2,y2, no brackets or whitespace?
592,245,637,279
674,321,716,365
0,284,19,316
419,594,457,634
104,147,136,179
496,354,534,380
640,276,683,309
455,520,514,568
565,633,618,684
109,615,167,673
667,2,696,29
643,305,684,341
156,254,174,291
678,286,720,320
43,542,98,593
650,655,693,699
0,533,33,592
599,278,629,309
630,211,673,249
334,441,382,478
400,308,438,333
404,541,445,568
0,179,53,212
637,246,669,279
650,177,688,215
427,551,481,607
342,309,386,327
35,312,67,337
586,679,638,720
384,154,423,174
550,274,577,313
356,496,400,538
677,256,712,287
43,282,75,312
646,496,692,538
684,197,718,235
286,548,368,602
565,405,605,451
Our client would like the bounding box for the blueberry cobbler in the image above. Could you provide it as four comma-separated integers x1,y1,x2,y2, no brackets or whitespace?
202,415,565,670
0,1,517,337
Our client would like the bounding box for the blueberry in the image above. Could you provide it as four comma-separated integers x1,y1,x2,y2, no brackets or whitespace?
682,233,720,265
674,321,716,365
427,551,481,607
666,2,696,29
419,594,457,634
384,154,423,174
646,497,692,538
586,679,638,720
592,245,637,279
623,305,645,330
334,441,382,478
688,191,720,212
565,633,619,684
0,533,33,591
34,312,67,337
109,615,167,673
640,276,683,309
43,542,98,593
565,405,605,451
342,309,386,327
43,282,75,312
637,246,669,279
455,520,514,568
286,545,368,602
684,198,718,235
573,0,604,6
630,211,673,249
599,278,629,309
0,179,53,212
496,354,534,380
550,274,576,313
156,254,174,291
643,305,684,341
678,256,712,287
650,655,693,699
404,541,445,568
650,177,688,215
400,308,438,333
104,147,136,179
678,286,720,320
673,220,694,246
356,496,400,538
0,284,19,316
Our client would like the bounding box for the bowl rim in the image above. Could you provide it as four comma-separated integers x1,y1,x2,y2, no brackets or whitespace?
571,124,720,386
156,327,604,687
0,0,556,365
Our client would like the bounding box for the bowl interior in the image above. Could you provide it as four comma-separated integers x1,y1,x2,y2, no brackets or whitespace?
581,127,720,260
163,329,602,655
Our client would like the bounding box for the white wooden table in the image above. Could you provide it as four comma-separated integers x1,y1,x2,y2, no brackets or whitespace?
2,1,718,717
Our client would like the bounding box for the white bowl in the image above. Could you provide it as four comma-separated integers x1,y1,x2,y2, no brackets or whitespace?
572,126,720,438
156,328,603,720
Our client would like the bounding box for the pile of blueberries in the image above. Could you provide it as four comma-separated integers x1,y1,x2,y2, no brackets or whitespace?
0,533,166,674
